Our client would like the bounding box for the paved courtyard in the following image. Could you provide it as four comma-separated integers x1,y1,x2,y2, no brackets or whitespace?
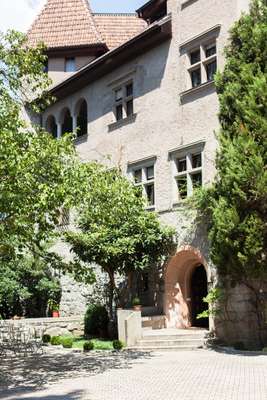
0,348,267,400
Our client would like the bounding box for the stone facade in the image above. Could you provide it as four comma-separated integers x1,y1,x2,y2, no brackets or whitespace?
27,0,265,347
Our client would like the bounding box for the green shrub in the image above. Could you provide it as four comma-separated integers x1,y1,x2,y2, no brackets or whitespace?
84,304,109,336
42,334,51,344
61,337,73,348
50,336,61,346
113,340,125,350
132,297,141,306
83,341,95,352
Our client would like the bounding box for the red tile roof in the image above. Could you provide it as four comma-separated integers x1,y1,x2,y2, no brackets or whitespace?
27,0,103,49
93,13,147,50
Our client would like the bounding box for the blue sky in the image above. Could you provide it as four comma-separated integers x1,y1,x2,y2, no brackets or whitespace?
0,0,146,33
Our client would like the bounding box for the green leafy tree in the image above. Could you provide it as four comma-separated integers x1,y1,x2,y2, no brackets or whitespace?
65,164,175,317
196,0,267,343
0,31,83,317
0,31,80,260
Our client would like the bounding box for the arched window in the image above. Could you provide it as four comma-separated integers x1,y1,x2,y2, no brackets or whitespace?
45,115,57,139
61,108,73,136
76,100,88,137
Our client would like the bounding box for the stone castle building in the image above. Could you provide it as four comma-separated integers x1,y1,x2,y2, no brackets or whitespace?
26,0,266,347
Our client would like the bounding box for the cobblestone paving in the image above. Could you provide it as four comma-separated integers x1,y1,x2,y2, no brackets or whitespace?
1,349,267,400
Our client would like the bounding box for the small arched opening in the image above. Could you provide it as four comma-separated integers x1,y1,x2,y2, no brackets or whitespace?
76,99,88,137
61,108,73,136
45,115,57,139
164,246,209,329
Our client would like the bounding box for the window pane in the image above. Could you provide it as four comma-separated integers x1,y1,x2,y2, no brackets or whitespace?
190,49,200,65
126,83,133,97
126,99,134,117
205,44,216,58
146,165,154,180
115,88,123,101
116,104,123,121
192,153,202,169
192,172,202,189
134,169,142,184
191,68,201,87
177,177,187,200
177,158,187,172
145,184,155,206
65,58,76,72
206,60,217,81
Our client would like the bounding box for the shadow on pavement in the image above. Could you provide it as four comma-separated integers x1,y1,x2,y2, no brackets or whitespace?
0,349,153,399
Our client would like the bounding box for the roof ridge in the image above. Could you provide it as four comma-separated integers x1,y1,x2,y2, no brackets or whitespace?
93,13,138,16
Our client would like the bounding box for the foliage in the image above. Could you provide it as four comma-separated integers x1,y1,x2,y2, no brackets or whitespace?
42,334,51,344
50,336,61,346
47,299,60,312
112,339,125,350
83,341,95,351
0,30,82,268
0,254,61,319
195,0,267,282
61,337,73,348
197,287,224,320
65,164,175,314
84,304,109,337
132,297,141,306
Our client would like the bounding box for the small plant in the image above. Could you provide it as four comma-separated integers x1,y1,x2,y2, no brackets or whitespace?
42,334,51,344
83,341,95,352
48,299,60,312
132,297,141,306
50,336,61,346
113,340,125,350
61,337,73,348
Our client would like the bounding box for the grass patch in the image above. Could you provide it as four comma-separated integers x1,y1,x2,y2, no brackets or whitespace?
59,336,113,350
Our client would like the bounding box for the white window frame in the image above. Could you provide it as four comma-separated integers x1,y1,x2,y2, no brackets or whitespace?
170,141,205,203
113,81,134,122
128,158,156,210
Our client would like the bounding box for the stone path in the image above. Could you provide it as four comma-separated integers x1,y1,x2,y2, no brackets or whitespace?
0,348,267,400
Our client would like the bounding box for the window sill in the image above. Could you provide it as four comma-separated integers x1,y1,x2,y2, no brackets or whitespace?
74,134,88,144
181,0,199,9
108,113,137,133
180,80,215,100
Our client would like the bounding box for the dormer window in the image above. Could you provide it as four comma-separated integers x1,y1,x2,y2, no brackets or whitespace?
65,57,76,72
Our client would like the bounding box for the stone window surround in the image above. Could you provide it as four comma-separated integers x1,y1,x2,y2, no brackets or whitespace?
127,156,157,211
169,140,206,204
179,25,221,96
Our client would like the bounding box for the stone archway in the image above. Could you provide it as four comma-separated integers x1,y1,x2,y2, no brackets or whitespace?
164,246,209,329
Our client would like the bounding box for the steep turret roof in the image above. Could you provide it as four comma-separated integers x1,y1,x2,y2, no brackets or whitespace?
27,0,104,49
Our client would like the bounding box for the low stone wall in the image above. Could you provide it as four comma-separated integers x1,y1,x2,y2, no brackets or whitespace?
0,317,84,338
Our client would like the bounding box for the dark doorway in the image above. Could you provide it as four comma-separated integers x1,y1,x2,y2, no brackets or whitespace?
77,100,88,137
62,109,73,135
191,264,209,328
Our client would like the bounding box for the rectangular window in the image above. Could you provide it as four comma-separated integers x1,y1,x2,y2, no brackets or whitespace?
131,162,155,208
114,81,134,122
187,41,217,88
65,57,76,72
173,148,204,201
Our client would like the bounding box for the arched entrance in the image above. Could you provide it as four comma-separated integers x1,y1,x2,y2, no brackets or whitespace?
164,246,209,329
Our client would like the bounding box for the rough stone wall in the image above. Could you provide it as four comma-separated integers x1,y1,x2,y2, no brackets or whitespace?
215,281,267,349
0,317,84,339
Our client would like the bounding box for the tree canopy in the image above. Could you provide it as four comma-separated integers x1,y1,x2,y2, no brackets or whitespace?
0,31,80,262
197,0,267,282
65,164,175,314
